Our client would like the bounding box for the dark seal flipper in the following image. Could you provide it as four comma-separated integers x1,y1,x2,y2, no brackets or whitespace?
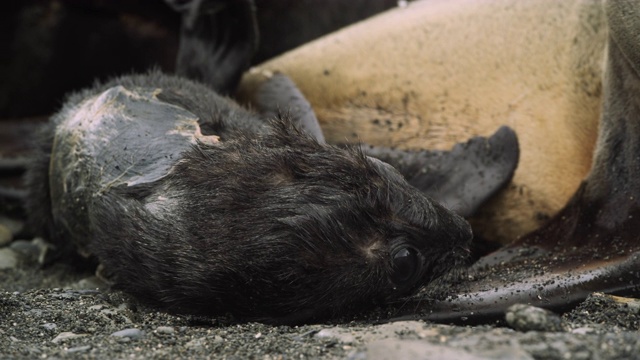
385,0,640,324
364,126,519,218
168,0,258,94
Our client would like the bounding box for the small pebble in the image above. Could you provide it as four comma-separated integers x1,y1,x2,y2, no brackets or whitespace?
156,326,175,335
111,328,145,340
25,308,43,317
0,216,24,235
41,323,57,331
51,332,87,344
0,248,19,269
9,238,52,264
571,327,595,335
9,240,40,260
185,337,206,351
70,276,107,291
26,346,42,355
315,328,356,344
66,345,91,353
505,304,564,332
101,309,118,317
0,224,12,246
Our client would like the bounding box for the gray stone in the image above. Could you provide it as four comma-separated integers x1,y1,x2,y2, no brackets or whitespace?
365,339,534,360
51,332,87,344
8,238,52,265
506,304,564,332
69,276,108,291
0,248,19,269
156,326,175,335
0,224,12,246
185,337,207,351
213,335,224,344
0,216,24,237
315,321,428,345
66,345,91,353
41,323,57,331
111,328,145,340
9,240,40,260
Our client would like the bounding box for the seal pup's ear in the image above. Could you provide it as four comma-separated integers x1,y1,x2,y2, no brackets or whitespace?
384,0,640,324
167,0,258,94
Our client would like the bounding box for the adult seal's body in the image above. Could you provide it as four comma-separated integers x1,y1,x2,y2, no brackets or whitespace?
238,0,607,244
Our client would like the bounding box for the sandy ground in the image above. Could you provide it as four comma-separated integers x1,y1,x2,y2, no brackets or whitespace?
1,216,640,360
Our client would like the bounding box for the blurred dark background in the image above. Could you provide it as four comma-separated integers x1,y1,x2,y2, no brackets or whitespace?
0,0,398,119
0,0,399,215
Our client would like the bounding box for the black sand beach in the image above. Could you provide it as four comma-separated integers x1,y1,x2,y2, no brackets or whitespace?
2,218,639,360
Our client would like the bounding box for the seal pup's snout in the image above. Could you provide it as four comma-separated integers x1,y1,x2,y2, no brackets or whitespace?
365,155,473,290
423,201,474,281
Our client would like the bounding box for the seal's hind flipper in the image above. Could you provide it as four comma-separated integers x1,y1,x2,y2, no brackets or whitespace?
385,0,640,324
255,74,326,143
364,126,519,218
168,0,258,94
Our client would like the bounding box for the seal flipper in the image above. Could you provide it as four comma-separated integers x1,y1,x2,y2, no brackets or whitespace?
168,0,258,94
384,0,640,324
364,126,519,218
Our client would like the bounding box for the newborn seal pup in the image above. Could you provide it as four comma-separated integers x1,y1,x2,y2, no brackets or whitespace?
24,71,473,324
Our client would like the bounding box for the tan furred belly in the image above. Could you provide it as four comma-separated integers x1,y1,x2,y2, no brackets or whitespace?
238,0,607,243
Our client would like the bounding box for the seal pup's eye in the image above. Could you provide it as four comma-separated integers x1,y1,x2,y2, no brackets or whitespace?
390,246,422,288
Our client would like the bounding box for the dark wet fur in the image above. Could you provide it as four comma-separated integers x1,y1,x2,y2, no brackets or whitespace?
25,71,471,324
